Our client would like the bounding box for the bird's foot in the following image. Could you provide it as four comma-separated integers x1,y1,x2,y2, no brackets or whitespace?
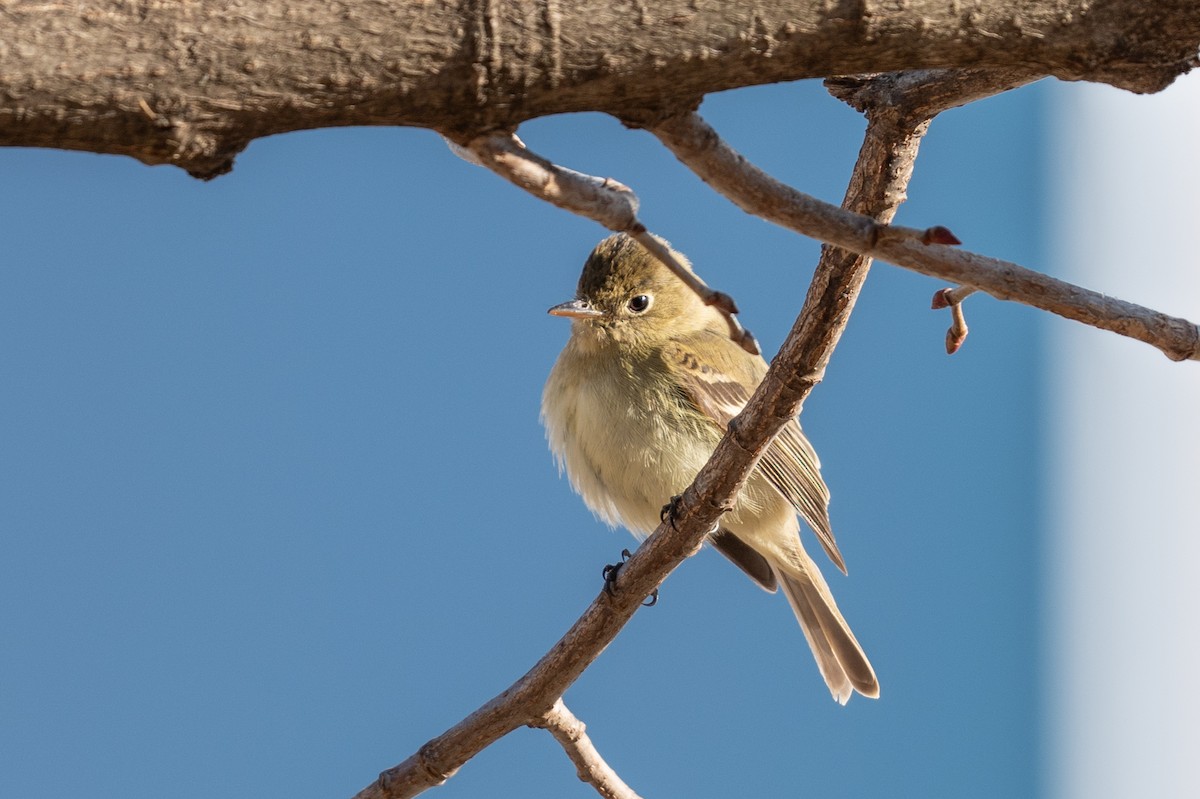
601,549,631,595
602,549,658,607
660,494,683,530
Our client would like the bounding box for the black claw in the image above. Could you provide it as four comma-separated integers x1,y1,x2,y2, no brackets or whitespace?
602,549,633,596
660,494,683,528
602,564,619,596
601,549,659,607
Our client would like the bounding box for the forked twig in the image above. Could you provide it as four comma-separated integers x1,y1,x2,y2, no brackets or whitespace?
533,699,644,799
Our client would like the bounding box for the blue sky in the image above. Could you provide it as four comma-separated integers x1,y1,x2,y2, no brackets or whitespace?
1,79,1046,797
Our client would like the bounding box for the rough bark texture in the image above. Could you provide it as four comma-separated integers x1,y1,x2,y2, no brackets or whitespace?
2,1,1198,177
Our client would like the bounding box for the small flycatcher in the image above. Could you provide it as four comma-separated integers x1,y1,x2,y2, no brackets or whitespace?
542,234,878,703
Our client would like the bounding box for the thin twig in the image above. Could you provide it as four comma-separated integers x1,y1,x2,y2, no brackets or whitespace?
456,132,640,231
532,699,644,799
931,286,979,354
455,132,760,354
625,228,758,353
352,68,1031,799
645,111,1200,362
932,285,980,307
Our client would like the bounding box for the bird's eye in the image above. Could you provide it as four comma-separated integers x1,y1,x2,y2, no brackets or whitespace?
627,294,651,313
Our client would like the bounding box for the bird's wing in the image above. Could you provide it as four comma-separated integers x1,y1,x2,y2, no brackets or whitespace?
660,334,846,574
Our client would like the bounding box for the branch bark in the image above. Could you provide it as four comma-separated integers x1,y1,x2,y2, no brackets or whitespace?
2,1,1198,176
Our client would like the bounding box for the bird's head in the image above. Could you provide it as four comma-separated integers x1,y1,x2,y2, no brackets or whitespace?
548,234,718,352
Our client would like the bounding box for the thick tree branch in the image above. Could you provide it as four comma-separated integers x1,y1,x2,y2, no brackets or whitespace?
351,67,1015,799
532,699,644,799
2,1,1198,176
645,111,1200,362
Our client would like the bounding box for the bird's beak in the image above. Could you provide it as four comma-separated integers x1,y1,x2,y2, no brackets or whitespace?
547,299,604,319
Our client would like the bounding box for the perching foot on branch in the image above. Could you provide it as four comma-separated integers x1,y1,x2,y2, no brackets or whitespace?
602,550,658,607
659,494,683,529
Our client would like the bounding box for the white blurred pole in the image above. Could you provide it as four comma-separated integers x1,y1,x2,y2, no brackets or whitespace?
1047,75,1200,797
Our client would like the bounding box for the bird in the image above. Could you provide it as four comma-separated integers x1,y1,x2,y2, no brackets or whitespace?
541,233,878,703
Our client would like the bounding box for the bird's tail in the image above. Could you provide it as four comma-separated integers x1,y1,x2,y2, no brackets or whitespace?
770,550,879,704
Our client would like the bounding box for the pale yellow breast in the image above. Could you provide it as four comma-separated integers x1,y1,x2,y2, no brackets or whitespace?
544,347,703,535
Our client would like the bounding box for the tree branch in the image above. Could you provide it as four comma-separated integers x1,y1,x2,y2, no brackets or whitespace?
644,110,1200,362
532,699,644,799
2,2,1198,176
350,66,1021,799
